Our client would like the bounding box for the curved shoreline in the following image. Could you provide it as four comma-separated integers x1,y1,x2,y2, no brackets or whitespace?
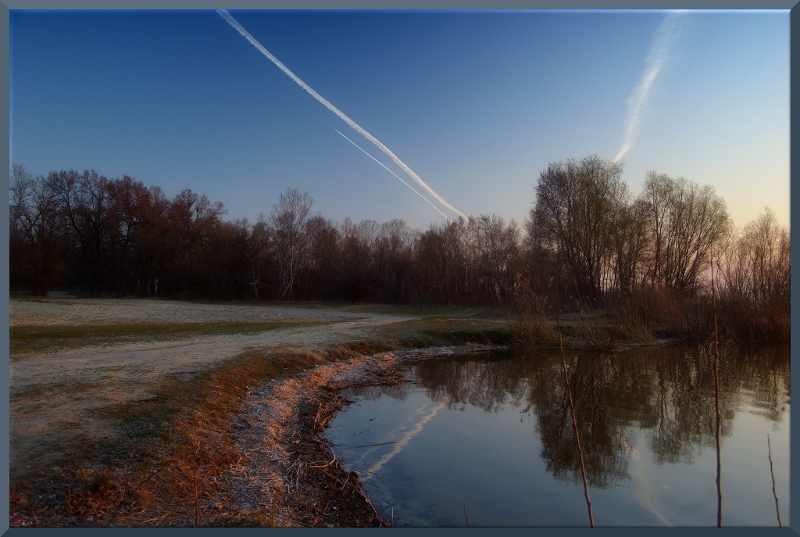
223,343,503,527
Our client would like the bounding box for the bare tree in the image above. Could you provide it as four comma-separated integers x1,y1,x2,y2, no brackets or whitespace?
248,217,274,300
638,172,731,295
609,199,650,295
268,188,313,300
105,175,152,296
301,215,340,300
720,207,789,309
530,155,628,305
131,185,171,296
376,218,415,303
413,220,464,304
337,218,381,302
474,214,521,304
163,189,226,298
9,165,67,295
48,169,117,296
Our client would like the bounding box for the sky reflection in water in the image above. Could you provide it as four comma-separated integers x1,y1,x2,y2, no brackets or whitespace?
325,344,790,527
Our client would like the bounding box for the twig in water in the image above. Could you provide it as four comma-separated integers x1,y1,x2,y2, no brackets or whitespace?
463,503,470,527
555,291,594,528
353,441,397,449
767,434,783,527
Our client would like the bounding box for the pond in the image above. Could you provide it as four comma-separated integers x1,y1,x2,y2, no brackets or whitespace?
325,344,790,527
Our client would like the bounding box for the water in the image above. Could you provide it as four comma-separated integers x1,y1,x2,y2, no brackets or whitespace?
325,344,790,527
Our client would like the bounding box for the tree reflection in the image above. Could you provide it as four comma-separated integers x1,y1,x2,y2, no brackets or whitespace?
403,344,789,488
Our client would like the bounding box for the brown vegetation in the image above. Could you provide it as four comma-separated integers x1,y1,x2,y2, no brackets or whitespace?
9,299,508,528
9,341,497,528
9,155,787,342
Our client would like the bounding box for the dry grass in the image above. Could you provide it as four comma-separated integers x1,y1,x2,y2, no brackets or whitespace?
504,284,559,347
9,344,390,527
9,308,502,529
716,295,791,343
6,297,528,528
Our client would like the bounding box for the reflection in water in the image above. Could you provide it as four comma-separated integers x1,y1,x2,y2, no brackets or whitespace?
364,399,448,477
328,344,790,526
412,344,789,489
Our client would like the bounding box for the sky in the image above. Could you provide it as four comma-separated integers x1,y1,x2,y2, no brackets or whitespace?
9,8,790,233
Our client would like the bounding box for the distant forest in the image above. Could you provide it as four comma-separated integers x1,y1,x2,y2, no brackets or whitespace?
9,155,789,340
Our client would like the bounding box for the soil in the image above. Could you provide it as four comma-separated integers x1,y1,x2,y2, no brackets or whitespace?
8,297,503,527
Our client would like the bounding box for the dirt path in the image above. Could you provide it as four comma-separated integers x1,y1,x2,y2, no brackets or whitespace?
9,298,418,479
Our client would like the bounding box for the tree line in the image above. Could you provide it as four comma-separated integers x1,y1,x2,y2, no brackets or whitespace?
9,155,789,339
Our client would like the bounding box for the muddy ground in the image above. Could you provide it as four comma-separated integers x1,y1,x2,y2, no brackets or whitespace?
8,296,507,527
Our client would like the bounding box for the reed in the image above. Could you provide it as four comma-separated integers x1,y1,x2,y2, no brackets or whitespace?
767,435,782,527
711,249,722,527
555,293,594,528
504,280,559,346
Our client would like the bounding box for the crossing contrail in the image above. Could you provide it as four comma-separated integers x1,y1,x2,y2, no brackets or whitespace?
217,9,466,220
334,129,453,222
614,11,687,163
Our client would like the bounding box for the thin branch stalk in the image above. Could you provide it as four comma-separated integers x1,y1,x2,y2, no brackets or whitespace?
767,435,783,527
555,293,595,528
711,248,722,528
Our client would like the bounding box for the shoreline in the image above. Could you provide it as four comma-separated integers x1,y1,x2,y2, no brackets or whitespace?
222,343,503,528
9,340,504,528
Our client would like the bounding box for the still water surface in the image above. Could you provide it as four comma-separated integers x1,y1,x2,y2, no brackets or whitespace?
325,344,790,527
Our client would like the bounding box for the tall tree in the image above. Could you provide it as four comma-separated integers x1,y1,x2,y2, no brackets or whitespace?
473,214,521,304
248,217,274,301
376,218,415,303
530,155,629,304
337,218,381,302
638,172,731,295
105,175,151,296
268,188,313,300
301,215,340,300
163,188,226,297
720,207,789,309
48,169,116,296
9,165,68,295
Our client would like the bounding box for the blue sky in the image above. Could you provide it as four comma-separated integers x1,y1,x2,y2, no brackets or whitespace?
10,9,789,232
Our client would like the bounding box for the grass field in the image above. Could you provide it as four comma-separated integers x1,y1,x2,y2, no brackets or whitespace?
9,296,511,528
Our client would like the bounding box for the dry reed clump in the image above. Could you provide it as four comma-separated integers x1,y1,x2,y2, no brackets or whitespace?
504,284,559,346
567,310,624,351
609,287,714,343
716,294,791,343
611,292,658,344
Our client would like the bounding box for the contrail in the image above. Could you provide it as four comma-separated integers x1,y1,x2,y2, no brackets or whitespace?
217,9,466,220
334,129,453,222
364,399,448,479
613,11,687,163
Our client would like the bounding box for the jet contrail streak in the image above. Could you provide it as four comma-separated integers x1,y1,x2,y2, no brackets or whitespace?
335,129,453,222
217,9,466,220
614,11,686,163
364,399,448,479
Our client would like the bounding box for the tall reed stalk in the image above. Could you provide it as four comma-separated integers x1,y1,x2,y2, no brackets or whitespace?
767,435,783,527
711,248,722,527
555,292,594,528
